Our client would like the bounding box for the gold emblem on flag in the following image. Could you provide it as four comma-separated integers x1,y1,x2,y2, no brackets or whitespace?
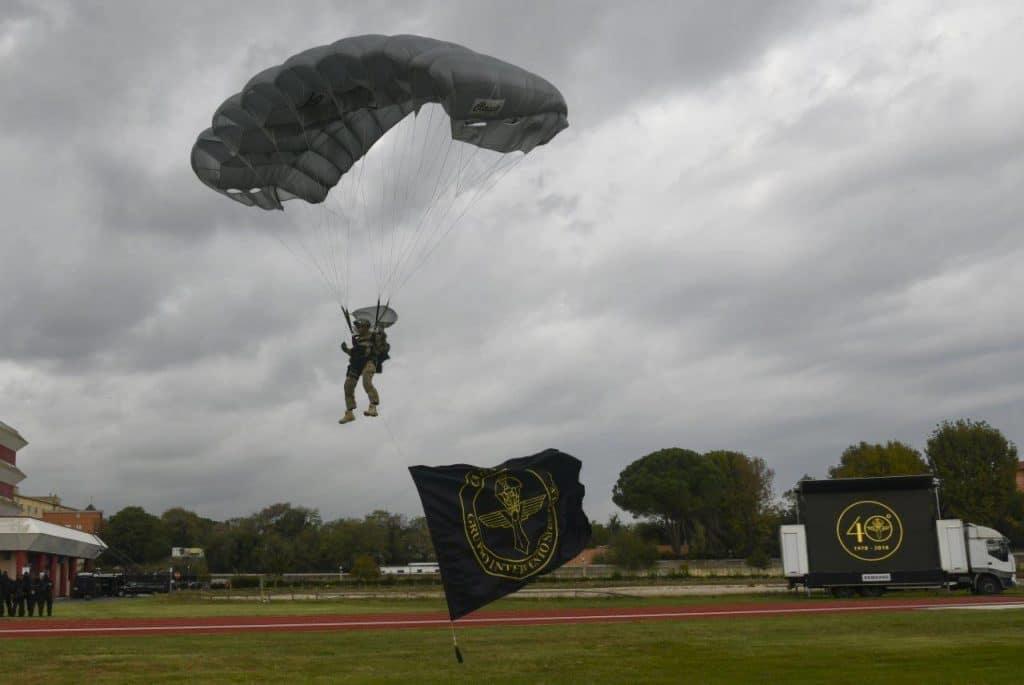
460,467,560,579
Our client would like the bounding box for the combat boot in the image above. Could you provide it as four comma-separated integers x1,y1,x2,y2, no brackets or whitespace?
338,410,355,424
364,404,379,417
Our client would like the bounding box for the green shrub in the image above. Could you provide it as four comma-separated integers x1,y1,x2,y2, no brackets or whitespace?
607,530,658,571
746,549,770,569
350,554,381,580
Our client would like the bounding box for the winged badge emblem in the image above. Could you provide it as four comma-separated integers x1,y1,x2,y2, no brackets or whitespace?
477,473,550,554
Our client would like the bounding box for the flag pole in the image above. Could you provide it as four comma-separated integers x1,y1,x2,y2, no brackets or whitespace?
450,620,463,663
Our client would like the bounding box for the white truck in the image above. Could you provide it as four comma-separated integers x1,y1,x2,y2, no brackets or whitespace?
780,475,1016,596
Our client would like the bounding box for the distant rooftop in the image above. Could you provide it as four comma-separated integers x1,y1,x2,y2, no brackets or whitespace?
19,494,62,505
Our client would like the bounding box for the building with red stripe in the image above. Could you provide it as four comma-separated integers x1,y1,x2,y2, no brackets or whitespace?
0,421,106,598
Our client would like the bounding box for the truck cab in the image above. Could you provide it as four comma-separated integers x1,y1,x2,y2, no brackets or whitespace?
939,521,1016,594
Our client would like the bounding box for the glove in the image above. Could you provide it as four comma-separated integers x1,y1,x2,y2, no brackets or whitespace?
341,342,349,352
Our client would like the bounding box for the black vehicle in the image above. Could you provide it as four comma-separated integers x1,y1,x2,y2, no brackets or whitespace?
123,573,172,596
73,572,125,599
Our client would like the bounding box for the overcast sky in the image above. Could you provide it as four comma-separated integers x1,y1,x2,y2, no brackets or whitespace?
2,1,1022,525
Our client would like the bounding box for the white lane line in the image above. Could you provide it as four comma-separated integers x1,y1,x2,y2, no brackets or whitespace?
923,603,1024,611
2,601,1022,636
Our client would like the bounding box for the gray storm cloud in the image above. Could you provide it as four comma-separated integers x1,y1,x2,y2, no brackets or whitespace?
1,1,1021,523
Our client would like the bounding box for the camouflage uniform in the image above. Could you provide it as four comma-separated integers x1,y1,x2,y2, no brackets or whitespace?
341,323,388,420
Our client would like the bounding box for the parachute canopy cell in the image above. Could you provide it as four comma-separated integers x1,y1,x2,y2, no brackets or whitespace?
191,34,569,211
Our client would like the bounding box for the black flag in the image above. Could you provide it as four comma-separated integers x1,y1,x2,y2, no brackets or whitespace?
409,448,591,620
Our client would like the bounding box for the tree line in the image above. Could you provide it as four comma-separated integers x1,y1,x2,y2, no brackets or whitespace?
608,419,1021,566
98,504,434,574
97,417,1021,572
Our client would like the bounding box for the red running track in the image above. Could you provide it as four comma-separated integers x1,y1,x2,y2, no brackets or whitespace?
0,596,1021,639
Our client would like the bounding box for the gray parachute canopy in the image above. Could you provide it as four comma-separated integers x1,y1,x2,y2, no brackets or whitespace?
191,34,568,210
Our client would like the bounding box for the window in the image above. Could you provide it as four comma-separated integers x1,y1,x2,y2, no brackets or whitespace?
986,539,1010,563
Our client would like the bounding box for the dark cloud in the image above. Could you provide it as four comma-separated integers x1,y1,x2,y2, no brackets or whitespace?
2,2,1022,525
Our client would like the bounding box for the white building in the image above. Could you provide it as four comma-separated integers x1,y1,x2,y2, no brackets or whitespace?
0,421,106,595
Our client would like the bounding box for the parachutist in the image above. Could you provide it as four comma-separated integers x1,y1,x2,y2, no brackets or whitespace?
339,319,390,424
191,38,566,408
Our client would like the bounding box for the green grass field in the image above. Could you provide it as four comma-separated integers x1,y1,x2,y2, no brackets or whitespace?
1,592,1022,684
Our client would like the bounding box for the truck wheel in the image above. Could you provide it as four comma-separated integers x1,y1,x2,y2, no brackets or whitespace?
830,587,855,598
975,575,1002,595
858,587,884,598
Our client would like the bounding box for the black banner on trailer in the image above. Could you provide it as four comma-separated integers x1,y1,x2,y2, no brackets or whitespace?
799,475,944,587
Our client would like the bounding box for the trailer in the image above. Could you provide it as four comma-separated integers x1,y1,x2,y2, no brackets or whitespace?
780,475,1016,596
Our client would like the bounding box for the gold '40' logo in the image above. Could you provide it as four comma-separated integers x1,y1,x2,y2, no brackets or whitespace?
835,500,904,561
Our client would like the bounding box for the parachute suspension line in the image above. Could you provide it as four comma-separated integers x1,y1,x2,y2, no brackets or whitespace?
317,205,343,306
454,141,483,196
378,114,392,296
389,147,515,297
330,203,352,307
312,125,351,308
377,404,406,459
380,112,451,296
382,134,467,296
386,103,422,296
378,135,454,296
306,210,346,306
396,105,437,283
351,151,378,305
337,152,369,310
397,106,435,286
355,109,385,302
383,149,479,297
392,152,525,298
270,219,344,306
384,109,404,295
372,113,395,299
414,104,438,184
395,139,485,274
345,197,353,310
316,202,347,309
362,105,455,300
272,102,531,307
322,136,368,304
300,181,346,307
263,103,353,309
422,141,485,234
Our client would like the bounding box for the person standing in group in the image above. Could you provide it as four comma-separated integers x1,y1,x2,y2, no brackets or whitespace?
0,570,8,617
1,570,13,616
14,572,26,616
24,571,36,616
38,571,53,617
